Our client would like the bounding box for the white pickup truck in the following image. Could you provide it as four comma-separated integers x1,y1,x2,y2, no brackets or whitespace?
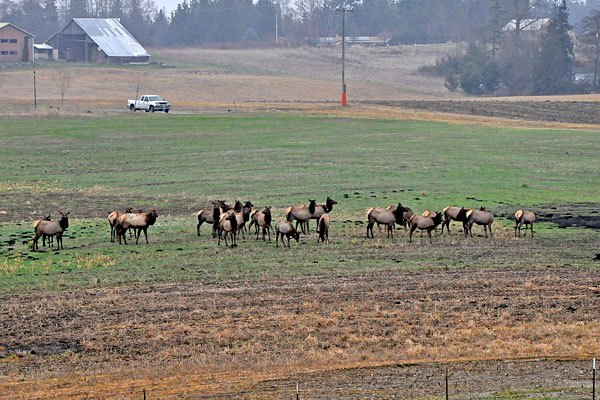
128,95,171,113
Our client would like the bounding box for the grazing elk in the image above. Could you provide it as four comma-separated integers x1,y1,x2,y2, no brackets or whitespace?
514,209,536,237
285,199,316,234
115,209,159,244
317,213,331,243
275,219,300,248
108,207,133,242
408,211,443,244
465,207,494,238
366,203,410,239
441,206,468,235
33,212,69,251
218,210,238,247
249,206,273,241
308,197,337,232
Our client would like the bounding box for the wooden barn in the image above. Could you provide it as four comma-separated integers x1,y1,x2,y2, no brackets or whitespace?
0,23,34,63
46,18,149,64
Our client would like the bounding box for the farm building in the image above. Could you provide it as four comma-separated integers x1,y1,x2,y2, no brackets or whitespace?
46,18,150,64
34,43,56,60
502,18,551,41
0,23,34,63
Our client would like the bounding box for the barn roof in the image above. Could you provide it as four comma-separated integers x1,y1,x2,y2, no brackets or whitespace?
71,18,149,58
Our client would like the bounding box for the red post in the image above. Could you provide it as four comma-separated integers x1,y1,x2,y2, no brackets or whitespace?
341,84,347,106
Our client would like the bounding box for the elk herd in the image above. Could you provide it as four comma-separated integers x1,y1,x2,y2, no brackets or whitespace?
31,197,538,251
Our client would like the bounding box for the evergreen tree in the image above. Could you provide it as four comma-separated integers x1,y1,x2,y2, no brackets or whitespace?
532,0,573,94
580,9,600,90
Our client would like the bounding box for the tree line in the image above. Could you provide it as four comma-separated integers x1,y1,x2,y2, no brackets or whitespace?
2,0,600,95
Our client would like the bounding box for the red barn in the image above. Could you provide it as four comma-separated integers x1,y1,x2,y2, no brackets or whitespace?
0,23,34,63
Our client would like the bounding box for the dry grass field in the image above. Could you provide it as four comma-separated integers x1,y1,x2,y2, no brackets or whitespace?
0,45,462,113
1,46,600,399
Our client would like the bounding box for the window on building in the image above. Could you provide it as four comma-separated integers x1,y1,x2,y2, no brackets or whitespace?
0,39,8,43
9,51,17,55
9,39,17,43
0,51,8,55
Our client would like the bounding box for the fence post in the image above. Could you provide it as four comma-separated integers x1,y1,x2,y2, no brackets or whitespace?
445,367,449,400
143,388,147,400
593,358,596,400
296,382,300,400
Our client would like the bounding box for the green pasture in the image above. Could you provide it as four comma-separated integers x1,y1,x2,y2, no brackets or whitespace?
0,113,599,292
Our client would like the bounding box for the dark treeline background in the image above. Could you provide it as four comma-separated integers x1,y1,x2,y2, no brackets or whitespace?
1,0,599,47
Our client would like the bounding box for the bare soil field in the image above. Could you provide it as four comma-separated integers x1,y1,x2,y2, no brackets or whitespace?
1,269,599,399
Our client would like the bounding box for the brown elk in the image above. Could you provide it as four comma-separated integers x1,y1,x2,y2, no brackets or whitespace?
249,206,273,241
408,211,443,244
32,214,53,247
366,203,410,239
218,210,238,247
465,207,494,238
384,204,414,230
33,212,69,251
233,201,254,239
441,206,468,234
317,213,331,243
285,199,316,234
308,197,337,232
108,207,133,242
196,200,229,237
115,209,159,244
514,209,536,237
275,219,300,248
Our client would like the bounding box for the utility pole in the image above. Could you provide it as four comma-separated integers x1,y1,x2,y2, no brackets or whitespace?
33,70,37,109
336,1,351,106
275,3,279,45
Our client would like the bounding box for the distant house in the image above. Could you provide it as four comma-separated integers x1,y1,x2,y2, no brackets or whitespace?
0,23,34,63
46,18,150,64
317,36,389,47
502,18,551,41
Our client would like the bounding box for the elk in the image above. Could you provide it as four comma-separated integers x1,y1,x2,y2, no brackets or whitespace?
197,200,229,237
514,209,536,237
233,201,254,238
108,207,133,242
32,214,53,247
33,212,69,251
308,197,337,232
249,206,273,241
275,219,300,248
366,203,410,239
115,209,159,244
408,211,443,244
285,199,316,234
217,210,238,247
385,204,414,230
465,207,494,238
317,213,331,243
441,206,468,234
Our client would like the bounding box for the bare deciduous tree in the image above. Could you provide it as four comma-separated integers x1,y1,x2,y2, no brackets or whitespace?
53,69,72,109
